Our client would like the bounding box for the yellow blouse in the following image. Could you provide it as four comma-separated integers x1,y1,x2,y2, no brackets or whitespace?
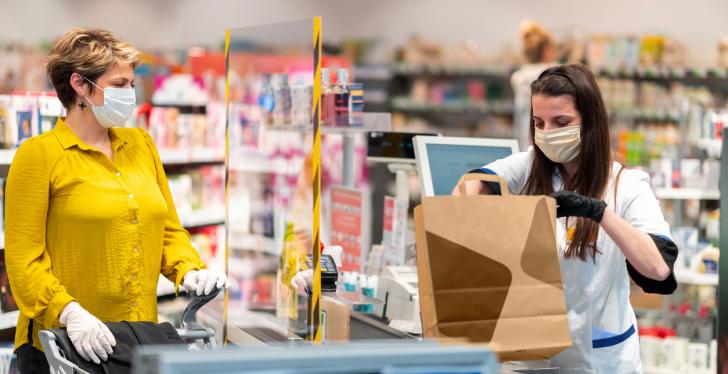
5,118,206,351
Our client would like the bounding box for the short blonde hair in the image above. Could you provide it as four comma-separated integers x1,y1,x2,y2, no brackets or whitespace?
46,27,142,109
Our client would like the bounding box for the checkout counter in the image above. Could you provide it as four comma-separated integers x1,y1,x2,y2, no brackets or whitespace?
187,262,560,374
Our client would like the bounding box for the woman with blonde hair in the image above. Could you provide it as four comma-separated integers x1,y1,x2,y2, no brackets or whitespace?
6,27,229,372
511,20,558,150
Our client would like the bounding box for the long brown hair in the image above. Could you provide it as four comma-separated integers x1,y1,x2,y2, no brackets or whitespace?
522,64,612,261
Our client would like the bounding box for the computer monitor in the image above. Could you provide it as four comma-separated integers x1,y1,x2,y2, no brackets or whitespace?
413,136,519,196
366,131,439,164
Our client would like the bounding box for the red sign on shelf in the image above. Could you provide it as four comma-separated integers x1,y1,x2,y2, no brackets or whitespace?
330,186,366,272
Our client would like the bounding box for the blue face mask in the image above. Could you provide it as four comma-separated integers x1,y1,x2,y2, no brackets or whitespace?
83,77,136,128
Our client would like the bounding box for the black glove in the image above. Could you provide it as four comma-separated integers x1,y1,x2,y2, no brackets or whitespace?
550,190,607,223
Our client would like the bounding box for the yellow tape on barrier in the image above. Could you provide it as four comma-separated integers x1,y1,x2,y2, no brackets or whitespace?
309,16,323,343
222,28,231,347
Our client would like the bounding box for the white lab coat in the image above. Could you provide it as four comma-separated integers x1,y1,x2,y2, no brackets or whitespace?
483,148,672,374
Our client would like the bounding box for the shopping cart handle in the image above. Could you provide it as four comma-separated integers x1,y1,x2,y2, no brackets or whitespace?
181,286,223,330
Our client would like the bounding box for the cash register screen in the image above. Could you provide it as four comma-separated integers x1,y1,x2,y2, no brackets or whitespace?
414,136,519,196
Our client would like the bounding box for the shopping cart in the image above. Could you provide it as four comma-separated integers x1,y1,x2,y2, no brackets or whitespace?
39,287,222,374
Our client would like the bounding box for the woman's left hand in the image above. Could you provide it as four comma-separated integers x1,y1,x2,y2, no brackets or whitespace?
182,269,231,296
550,190,607,223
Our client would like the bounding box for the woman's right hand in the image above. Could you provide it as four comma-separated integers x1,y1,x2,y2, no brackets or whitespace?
451,179,486,196
60,302,116,364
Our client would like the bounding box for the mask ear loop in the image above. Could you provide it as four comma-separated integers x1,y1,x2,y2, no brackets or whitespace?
78,75,102,110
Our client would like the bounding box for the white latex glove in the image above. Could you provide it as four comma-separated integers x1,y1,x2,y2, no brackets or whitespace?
60,302,116,364
182,269,231,296
291,269,313,293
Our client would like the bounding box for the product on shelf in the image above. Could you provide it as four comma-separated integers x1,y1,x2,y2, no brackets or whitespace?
348,83,364,126
188,225,224,267
272,74,292,126
0,97,9,149
0,46,50,94
389,64,513,138
321,68,335,126
254,73,315,129
277,222,307,322
250,67,361,129
636,285,718,371
38,94,63,134
334,68,350,126
0,93,65,149
703,110,727,141
148,106,180,148
586,34,686,71
258,74,275,127
166,165,225,224
139,73,226,157
396,35,517,68
0,252,17,313
143,103,224,154
639,321,717,372
291,83,312,127
151,74,208,107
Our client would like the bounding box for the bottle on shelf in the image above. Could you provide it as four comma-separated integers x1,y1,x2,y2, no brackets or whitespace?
674,303,695,339
334,69,350,127
694,305,714,343
291,83,311,127
348,83,364,126
320,68,335,126
258,74,275,126
278,222,306,323
272,74,292,126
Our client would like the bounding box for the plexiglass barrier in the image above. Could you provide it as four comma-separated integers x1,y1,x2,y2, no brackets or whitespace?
222,18,318,344
213,19,396,348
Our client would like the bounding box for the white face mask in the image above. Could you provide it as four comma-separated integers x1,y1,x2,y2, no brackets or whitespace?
534,125,581,163
83,77,136,128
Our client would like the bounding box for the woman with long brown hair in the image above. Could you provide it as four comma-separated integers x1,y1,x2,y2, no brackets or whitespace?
458,64,677,373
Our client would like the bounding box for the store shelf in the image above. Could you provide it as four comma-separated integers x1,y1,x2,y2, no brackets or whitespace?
389,63,725,80
0,148,225,167
609,107,680,122
392,64,728,81
228,151,303,176
0,311,18,330
595,66,728,81
0,147,223,167
262,112,393,135
391,96,514,115
654,188,720,200
230,234,279,256
178,208,225,228
158,147,224,165
354,65,393,80
363,89,389,105
391,63,513,78
323,112,393,134
674,269,718,286
697,138,722,158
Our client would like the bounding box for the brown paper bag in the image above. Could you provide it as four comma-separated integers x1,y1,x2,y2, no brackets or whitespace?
414,174,572,361
323,296,350,341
